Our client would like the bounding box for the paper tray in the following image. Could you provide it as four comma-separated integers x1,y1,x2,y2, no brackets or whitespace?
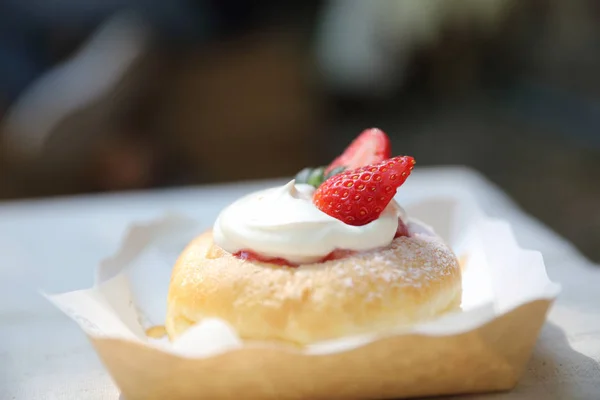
46,195,560,400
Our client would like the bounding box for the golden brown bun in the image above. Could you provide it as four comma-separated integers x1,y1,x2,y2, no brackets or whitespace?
166,230,461,345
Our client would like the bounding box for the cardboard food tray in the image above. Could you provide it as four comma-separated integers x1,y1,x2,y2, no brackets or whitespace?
46,195,560,400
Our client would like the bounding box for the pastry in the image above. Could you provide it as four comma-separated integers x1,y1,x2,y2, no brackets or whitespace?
166,128,462,344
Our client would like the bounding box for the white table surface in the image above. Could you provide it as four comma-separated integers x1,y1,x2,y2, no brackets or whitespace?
1,167,599,400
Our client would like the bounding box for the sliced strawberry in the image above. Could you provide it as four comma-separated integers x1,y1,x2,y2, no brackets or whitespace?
234,250,297,267
233,249,356,266
314,156,415,226
325,128,391,174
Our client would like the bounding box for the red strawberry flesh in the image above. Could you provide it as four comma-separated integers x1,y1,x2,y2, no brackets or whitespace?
314,156,415,226
234,250,294,267
325,128,391,174
234,248,356,266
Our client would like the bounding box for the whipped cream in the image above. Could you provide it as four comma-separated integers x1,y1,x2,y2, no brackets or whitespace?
213,180,405,264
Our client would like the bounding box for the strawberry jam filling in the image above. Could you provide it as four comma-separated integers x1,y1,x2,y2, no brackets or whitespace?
233,249,350,267
233,217,410,267
233,251,293,266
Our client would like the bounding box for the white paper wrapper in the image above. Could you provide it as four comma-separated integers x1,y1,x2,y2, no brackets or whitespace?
45,196,560,400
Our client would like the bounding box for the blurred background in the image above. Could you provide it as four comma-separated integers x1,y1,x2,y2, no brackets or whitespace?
0,0,598,261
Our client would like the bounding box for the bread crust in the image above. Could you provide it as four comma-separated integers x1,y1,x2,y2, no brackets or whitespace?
166,230,461,344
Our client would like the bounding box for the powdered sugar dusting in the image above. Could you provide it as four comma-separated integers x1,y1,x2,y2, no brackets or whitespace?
263,219,460,302
171,219,461,344
179,220,458,319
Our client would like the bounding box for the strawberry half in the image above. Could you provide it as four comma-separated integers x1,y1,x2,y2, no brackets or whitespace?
313,156,415,226
325,128,391,175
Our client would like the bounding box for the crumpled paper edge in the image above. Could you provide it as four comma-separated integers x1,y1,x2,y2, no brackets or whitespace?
44,205,561,359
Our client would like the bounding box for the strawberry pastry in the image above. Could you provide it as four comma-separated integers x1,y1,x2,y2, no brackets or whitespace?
166,129,462,344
